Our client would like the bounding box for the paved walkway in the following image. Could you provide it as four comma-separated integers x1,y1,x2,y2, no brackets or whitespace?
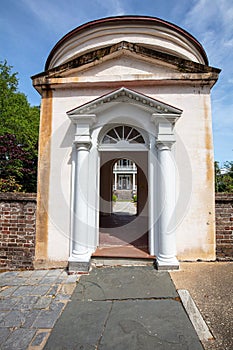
1,263,232,349
44,266,203,349
0,269,78,349
113,200,137,215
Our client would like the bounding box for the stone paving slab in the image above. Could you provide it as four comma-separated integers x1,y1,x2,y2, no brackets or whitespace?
45,299,203,349
44,301,112,349
72,265,178,301
100,299,203,350
0,269,78,350
45,266,203,349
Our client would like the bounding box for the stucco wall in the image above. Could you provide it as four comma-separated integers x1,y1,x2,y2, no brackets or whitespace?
42,82,215,262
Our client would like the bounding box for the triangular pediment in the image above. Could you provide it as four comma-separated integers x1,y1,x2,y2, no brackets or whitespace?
67,87,182,118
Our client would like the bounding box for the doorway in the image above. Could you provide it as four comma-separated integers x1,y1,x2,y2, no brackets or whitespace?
94,152,150,258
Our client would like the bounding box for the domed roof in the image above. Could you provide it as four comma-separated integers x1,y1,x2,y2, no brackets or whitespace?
45,16,208,70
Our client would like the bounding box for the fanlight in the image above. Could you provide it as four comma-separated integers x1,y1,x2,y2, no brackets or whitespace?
102,126,145,145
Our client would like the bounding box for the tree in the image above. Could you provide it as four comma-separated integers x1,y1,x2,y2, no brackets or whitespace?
0,60,40,192
215,161,233,193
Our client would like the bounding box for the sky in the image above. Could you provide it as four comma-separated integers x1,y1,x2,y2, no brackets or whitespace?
1,0,232,164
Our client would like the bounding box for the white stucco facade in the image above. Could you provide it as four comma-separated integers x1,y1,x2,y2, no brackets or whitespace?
32,16,220,271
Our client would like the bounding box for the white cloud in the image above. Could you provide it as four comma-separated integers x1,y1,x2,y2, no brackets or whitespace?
95,0,126,16
182,0,233,65
21,0,126,36
21,0,83,33
181,1,233,161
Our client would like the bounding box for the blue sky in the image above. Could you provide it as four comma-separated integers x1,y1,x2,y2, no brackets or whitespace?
1,0,232,164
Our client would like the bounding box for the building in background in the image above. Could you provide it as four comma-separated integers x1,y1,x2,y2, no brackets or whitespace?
113,159,137,191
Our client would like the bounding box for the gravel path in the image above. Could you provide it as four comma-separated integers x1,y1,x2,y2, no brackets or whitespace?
170,261,233,350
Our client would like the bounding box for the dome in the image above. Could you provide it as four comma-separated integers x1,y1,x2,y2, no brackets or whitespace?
45,16,208,70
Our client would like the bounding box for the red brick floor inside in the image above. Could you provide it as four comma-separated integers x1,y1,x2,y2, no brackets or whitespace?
93,201,154,259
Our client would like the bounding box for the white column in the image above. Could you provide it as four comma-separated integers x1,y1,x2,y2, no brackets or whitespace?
67,114,96,265
133,172,136,191
156,141,179,269
114,172,117,191
70,142,90,260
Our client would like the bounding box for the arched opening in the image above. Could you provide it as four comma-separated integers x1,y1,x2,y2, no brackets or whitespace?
94,141,150,258
98,156,148,257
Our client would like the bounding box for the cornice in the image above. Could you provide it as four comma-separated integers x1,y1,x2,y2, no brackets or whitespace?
32,41,220,83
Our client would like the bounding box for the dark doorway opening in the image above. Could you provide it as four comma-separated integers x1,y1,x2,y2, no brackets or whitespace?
94,153,151,258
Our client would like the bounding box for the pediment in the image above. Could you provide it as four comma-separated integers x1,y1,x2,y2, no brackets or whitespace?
67,87,182,119
63,53,179,79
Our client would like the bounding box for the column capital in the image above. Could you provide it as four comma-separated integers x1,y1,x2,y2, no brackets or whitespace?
74,141,92,151
68,114,96,126
151,113,180,126
156,140,175,151
152,114,177,151
68,114,96,148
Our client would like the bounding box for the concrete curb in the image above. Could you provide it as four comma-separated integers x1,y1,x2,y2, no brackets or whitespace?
178,289,214,342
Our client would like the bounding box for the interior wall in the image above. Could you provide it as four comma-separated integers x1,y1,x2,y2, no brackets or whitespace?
100,159,114,216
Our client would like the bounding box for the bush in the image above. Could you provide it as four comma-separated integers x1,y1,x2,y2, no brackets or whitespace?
112,194,118,202
0,176,22,192
132,194,137,202
0,134,37,192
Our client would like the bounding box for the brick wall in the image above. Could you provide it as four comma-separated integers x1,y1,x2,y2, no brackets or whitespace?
0,192,232,271
0,193,36,271
215,193,233,260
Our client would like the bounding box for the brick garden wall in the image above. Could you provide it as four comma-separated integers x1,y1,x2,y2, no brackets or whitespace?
0,193,36,271
215,193,233,260
0,193,232,270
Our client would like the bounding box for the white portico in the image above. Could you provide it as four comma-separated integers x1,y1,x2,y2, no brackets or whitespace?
32,16,220,272
67,87,182,270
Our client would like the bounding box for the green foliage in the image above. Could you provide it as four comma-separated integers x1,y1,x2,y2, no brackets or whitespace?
0,176,22,192
132,194,137,202
0,134,37,192
0,60,40,192
112,194,118,202
215,161,233,193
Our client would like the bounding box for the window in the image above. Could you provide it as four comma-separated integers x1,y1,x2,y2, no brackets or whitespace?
102,125,145,145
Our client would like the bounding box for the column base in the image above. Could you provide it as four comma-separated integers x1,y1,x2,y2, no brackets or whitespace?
68,252,92,273
155,255,179,270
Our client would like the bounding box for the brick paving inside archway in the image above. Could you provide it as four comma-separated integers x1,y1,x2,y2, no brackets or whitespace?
93,201,153,259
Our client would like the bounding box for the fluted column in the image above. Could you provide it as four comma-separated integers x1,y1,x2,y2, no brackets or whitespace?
70,142,90,259
156,140,179,269
68,114,96,268
151,113,180,270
